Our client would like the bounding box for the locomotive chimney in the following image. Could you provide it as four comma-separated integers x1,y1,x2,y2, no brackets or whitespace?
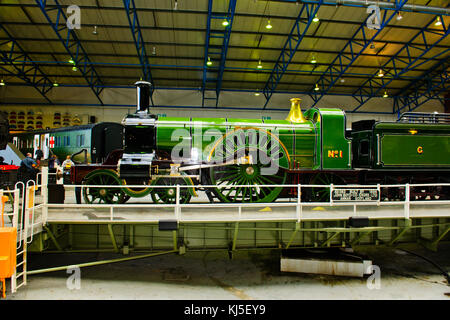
135,81,152,113
286,98,306,123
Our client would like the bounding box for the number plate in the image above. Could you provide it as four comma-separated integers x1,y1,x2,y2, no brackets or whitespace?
332,189,379,201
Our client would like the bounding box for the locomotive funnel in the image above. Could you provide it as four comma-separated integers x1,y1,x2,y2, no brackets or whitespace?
286,98,306,123
135,81,152,113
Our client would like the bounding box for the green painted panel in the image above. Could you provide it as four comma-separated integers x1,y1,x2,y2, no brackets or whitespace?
154,116,319,170
191,118,227,162
156,117,191,156
227,118,263,125
263,119,292,125
319,109,351,169
380,134,450,167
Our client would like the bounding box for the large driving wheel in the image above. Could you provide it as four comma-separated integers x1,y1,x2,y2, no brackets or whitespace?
82,169,127,204
209,159,287,203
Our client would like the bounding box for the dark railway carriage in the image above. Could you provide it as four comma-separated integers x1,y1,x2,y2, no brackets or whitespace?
10,122,124,164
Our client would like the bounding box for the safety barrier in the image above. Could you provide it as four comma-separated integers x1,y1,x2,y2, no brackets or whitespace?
40,177,450,223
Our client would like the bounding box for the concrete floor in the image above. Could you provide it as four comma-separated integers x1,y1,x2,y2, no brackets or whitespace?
5,243,450,300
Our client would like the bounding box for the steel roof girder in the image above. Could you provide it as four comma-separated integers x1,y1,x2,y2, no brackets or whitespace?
310,0,408,106
0,23,54,102
396,61,449,113
34,0,105,104
263,2,322,108
351,29,449,111
201,0,236,107
123,0,154,102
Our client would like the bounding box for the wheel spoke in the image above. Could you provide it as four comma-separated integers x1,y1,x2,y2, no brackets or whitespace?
217,172,240,183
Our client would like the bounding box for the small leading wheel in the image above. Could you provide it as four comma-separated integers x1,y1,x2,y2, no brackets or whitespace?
150,177,193,204
82,169,127,204
309,173,346,202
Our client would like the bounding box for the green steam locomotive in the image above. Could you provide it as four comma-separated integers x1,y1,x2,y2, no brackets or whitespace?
71,81,450,204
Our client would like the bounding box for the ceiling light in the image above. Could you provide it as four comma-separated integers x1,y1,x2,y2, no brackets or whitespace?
383,91,388,98
53,81,59,87
254,92,260,96
206,56,212,66
310,55,317,64
152,47,156,55
313,14,319,23
92,26,98,35
0,79,4,86
265,19,272,29
68,58,75,64
340,78,345,83
377,69,384,77
435,16,442,26
257,59,263,69
314,83,320,91
222,19,229,27
396,12,403,20
174,0,178,10
72,66,78,72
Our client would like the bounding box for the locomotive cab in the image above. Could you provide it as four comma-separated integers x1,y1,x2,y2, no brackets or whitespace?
118,81,157,180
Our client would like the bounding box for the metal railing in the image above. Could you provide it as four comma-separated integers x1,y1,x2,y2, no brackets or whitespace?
43,181,450,223
398,112,450,124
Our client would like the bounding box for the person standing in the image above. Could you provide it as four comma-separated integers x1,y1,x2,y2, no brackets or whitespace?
20,153,38,173
61,155,75,184
19,152,39,182
48,154,60,184
35,147,44,161
48,154,60,170
61,155,75,169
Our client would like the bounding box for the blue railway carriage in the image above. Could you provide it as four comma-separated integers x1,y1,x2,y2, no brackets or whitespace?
10,122,123,164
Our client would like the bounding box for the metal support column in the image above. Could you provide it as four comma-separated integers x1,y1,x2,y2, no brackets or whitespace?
123,0,155,105
201,0,237,107
263,1,322,109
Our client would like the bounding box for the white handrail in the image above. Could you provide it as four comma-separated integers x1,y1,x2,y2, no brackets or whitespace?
26,180,36,244
26,167,450,225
